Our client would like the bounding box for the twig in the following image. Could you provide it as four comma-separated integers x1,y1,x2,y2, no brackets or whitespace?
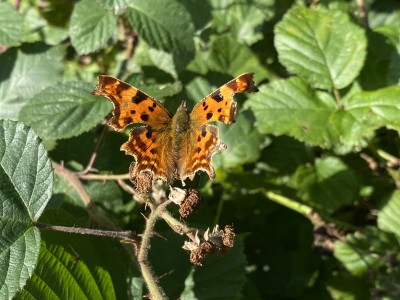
34,222,139,242
356,0,369,28
78,125,108,175
333,88,344,108
53,162,93,207
138,200,172,300
80,173,131,180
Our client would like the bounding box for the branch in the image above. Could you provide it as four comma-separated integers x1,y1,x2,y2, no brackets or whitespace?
34,222,139,242
80,173,131,180
53,162,93,207
356,0,369,27
138,200,173,300
78,125,108,175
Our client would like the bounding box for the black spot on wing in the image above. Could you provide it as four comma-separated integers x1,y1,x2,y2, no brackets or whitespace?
145,128,152,139
206,112,213,120
132,90,147,104
141,114,149,122
211,90,224,102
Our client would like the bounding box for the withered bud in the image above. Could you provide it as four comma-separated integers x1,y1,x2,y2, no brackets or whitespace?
131,168,153,194
222,225,235,248
169,187,187,205
179,189,200,218
189,241,215,266
183,225,236,266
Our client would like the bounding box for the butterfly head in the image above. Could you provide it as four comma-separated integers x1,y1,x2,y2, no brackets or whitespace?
172,100,190,134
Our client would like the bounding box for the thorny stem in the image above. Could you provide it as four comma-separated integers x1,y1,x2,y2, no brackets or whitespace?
34,222,139,242
138,200,173,300
161,211,197,242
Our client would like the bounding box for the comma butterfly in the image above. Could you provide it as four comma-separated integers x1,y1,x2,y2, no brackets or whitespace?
92,73,258,184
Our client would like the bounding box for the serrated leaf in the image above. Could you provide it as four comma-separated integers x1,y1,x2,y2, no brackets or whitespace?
17,209,136,300
181,238,247,300
0,120,53,299
19,82,111,141
291,156,359,214
210,0,271,45
70,0,117,55
214,110,264,169
246,77,340,148
0,2,23,46
344,85,400,132
125,0,195,72
97,0,135,15
0,44,64,120
377,190,400,239
207,35,269,79
334,227,398,276
275,7,366,89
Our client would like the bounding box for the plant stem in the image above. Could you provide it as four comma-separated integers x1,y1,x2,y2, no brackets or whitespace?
52,162,93,207
78,124,108,175
356,0,369,27
34,222,139,242
138,200,172,300
80,173,131,180
264,191,312,216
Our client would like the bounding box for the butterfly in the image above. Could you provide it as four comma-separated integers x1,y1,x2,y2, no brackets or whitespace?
92,73,258,185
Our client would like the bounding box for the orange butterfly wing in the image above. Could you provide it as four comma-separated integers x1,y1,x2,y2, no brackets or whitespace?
92,75,172,130
121,126,174,182
189,73,258,127
178,73,258,181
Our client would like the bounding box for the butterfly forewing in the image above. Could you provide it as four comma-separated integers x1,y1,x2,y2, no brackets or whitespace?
190,73,258,127
93,76,172,130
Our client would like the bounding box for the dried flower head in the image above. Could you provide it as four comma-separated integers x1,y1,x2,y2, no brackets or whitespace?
131,168,153,194
182,225,236,265
179,189,200,218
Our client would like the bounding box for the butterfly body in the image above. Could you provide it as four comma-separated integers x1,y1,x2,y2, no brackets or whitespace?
92,73,258,185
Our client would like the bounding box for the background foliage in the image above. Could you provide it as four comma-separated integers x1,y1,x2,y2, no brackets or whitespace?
1,0,400,299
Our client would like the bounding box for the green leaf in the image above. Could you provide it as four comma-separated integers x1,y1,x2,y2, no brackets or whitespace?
246,77,339,148
125,0,195,72
291,156,359,214
334,227,399,276
0,44,64,120
97,0,135,15
377,190,400,239
0,2,23,46
207,35,270,79
19,82,111,141
210,0,270,45
181,238,247,300
70,0,117,55
0,120,53,299
344,85,400,133
214,110,264,169
275,7,367,89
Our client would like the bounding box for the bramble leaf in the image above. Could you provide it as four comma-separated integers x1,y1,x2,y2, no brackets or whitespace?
275,7,367,89
19,82,111,141
0,120,53,299
70,0,117,55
